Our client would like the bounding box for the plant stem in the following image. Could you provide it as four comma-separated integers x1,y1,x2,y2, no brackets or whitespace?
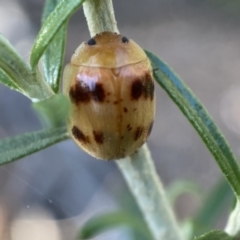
83,1,182,239
83,0,119,37
117,145,183,240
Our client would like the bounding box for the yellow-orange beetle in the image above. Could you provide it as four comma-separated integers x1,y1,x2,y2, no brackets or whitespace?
62,32,155,160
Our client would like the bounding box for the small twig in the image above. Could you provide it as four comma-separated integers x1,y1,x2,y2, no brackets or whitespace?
82,1,183,239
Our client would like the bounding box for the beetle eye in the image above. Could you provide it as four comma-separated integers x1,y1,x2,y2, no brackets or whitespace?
122,36,129,43
87,38,96,45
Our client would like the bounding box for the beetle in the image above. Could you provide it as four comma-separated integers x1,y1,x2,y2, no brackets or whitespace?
62,32,155,160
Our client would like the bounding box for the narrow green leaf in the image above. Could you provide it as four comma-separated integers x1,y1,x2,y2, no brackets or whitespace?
79,211,152,239
194,230,233,240
0,69,21,91
0,33,32,95
41,0,67,93
146,50,240,198
0,33,54,100
0,126,69,165
30,0,85,68
32,94,69,127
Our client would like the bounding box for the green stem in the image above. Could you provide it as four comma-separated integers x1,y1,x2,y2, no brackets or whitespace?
83,0,119,37
117,145,183,240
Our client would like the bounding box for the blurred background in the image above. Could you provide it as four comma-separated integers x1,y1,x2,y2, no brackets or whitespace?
0,0,240,239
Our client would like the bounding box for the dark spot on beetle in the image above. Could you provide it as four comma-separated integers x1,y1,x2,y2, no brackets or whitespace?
143,73,154,100
122,36,129,43
69,81,91,104
131,80,143,100
124,107,128,113
72,126,90,144
133,108,137,112
92,83,105,102
121,136,124,140
147,121,154,137
134,126,144,141
87,38,96,45
107,92,111,96
114,101,118,104
107,100,110,103
127,124,132,131
93,131,104,144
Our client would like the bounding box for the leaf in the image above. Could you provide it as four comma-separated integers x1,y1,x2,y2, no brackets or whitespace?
0,126,69,165
0,68,21,91
41,0,67,93
0,33,32,95
79,211,152,239
146,50,240,198
32,94,70,127
30,0,85,68
0,33,53,100
194,230,233,240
